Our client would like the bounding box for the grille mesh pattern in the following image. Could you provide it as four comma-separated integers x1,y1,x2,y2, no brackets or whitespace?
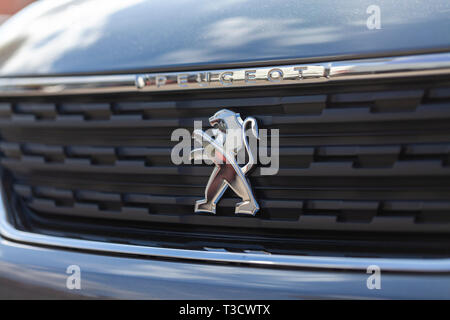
1,77,450,256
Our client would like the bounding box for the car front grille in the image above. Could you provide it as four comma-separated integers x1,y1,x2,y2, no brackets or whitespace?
1,74,450,259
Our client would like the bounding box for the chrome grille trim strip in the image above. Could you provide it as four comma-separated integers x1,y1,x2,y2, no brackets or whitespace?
1,191,449,272
0,52,449,96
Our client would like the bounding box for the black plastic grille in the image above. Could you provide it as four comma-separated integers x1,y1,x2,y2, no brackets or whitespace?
1,75,450,257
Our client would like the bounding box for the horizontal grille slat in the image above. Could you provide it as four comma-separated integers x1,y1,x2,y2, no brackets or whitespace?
10,181,450,230
3,157,450,177
4,141,450,158
2,141,450,176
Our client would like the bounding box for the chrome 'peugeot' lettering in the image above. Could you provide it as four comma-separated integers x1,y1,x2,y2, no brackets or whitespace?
134,65,326,90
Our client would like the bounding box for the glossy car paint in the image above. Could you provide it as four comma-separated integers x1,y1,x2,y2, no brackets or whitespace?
0,0,449,76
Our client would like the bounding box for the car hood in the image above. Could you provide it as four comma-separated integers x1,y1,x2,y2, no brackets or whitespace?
0,0,449,76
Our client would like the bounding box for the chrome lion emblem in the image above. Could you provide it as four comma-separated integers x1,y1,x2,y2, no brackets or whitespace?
190,109,260,215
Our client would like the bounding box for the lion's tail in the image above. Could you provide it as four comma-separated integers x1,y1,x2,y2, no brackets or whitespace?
241,117,259,173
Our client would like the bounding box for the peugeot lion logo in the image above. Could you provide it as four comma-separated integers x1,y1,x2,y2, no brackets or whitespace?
190,110,260,215
171,109,279,216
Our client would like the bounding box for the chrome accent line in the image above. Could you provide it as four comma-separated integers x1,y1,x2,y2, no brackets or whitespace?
1,191,449,272
191,110,260,215
0,52,449,96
